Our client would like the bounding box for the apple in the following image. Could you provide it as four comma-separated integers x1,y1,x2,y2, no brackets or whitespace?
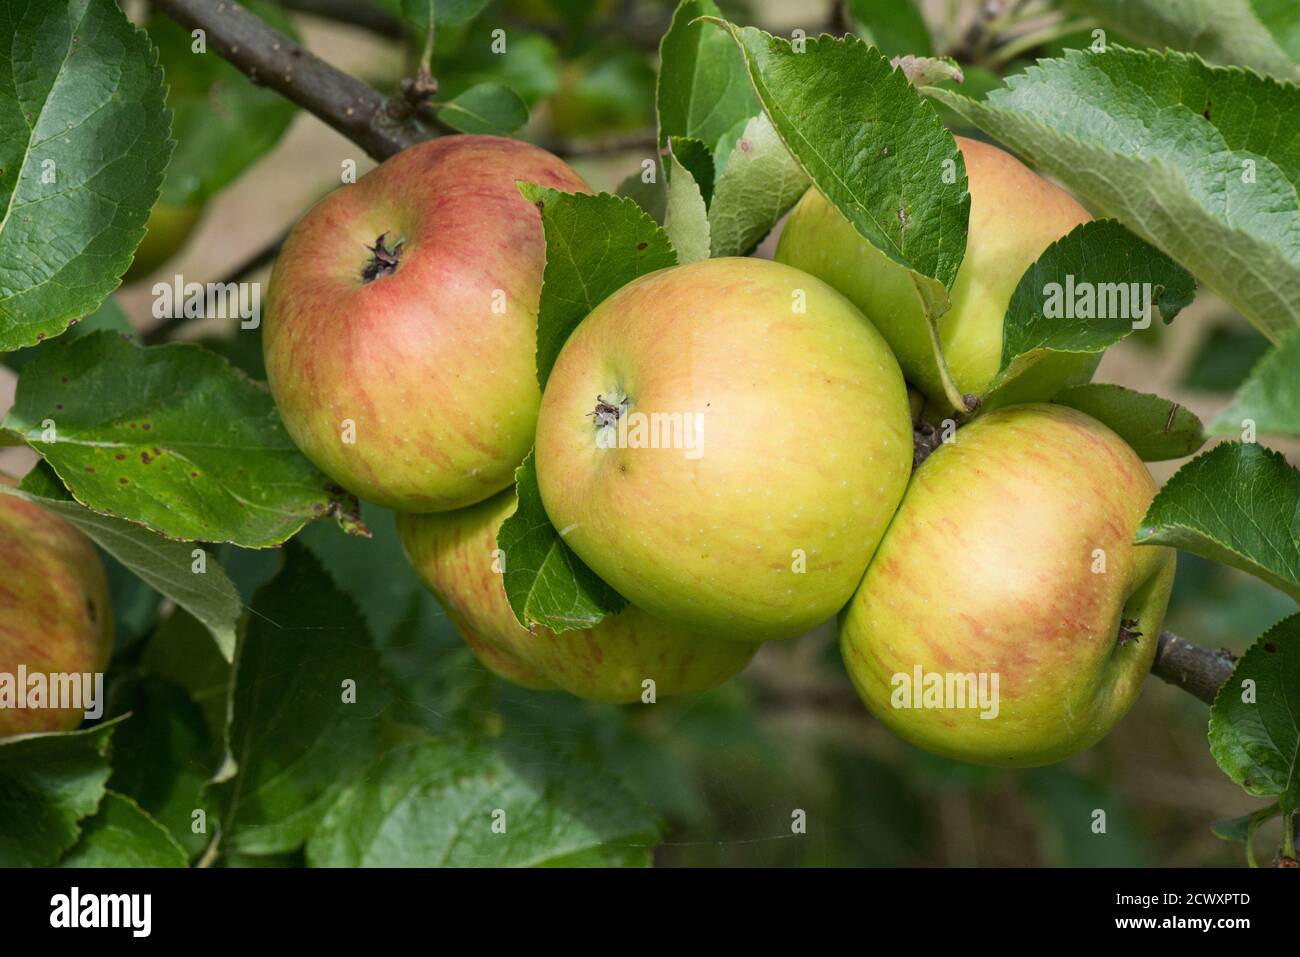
533,256,914,641
123,201,205,282
396,489,756,702
775,136,1096,409
839,404,1176,767
263,135,590,512
0,477,114,738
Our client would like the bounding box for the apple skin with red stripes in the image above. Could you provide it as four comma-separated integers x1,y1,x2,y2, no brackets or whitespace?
263,135,589,512
839,404,1176,767
0,477,114,738
397,489,756,703
533,256,914,642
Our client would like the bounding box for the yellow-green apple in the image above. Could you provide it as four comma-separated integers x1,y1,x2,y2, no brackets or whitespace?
839,404,1176,767
397,489,756,702
263,135,590,512
0,477,114,738
124,201,205,281
533,256,914,641
775,136,1096,409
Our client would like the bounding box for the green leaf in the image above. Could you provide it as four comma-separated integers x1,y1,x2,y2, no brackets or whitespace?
0,0,172,350
518,184,677,389
0,719,120,867
1053,384,1205,461
436,82,528,135
715,26,966,290
848,0,933,57
306,735,660,866
1,296,134,375
1251,0,1300,61
60,791,189,867
108,676,218,860
1064,0,1299,81
401,0,492,30
929,48,1300,344
147,3,297,207
663,149,711,264
1211,802,1280,866
711,113,752,178
889,54,964,87
656,0,760,152
0,466,241,660
714,23,969,409
1211,804,1278,841
1181,322,1272,392
497,452,626,632
990,219,1196,402
707,112,809,257
1207,328,1300,438
1209,613,1300,820
1136,442,1300,601
142,610,232,741
297,502,465,734
2,331,364,547
436,32,559,107
297,502,441,644
669,136,715,207
216,543,393,856
615,167,667,224
926,63,1004,136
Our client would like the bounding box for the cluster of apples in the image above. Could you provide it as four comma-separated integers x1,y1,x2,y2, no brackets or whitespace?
253,133,1176,767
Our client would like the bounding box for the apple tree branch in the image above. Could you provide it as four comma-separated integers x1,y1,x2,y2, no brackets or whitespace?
152,0,432,161
1151,630,1234,705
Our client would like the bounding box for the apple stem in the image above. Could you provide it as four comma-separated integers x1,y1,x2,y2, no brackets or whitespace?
1150,631,1235,705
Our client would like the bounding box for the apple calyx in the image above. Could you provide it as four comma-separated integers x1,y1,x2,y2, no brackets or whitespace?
912,419,942,468
1116,616,1143,646
361,232,404,283
589,393,627,430
912,393,984,467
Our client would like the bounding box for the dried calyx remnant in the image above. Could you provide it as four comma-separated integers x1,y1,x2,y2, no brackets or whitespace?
912,420,943,468
362,232,403,282
589,394,626,430
1117,616,1143,646
912,394,981,468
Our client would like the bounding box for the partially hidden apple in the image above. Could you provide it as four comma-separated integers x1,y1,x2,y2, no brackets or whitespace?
397,489,756,702
123,201,205,282
534,256,914,642
263,135,590,512
0,477,114,738
775,136,1096,410
839,404,1176,767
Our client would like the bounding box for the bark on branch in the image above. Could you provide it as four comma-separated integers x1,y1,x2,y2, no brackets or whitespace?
1151,630,1235,705
153,0,431,161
